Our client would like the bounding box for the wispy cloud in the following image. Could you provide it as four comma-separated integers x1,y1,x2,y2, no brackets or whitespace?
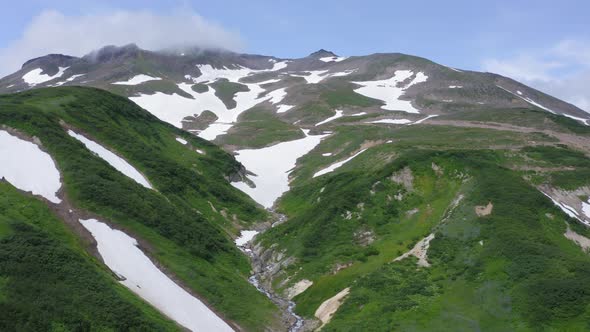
482,39,590,113
0,9,244,76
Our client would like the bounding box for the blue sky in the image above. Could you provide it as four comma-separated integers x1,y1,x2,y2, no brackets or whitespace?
1,0,589,111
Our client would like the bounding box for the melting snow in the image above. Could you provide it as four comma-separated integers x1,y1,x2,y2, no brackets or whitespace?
235,230,259,247
562,113,590,126
0,130,62,203
175,137,188,145
316,110,344,126
541,191,585,224
319,56,348,63
291,69,356,84
79,218,233,332
22,67,69,86
496,85,555,114
232,130,329,208
322,153,333,157
54,74,86,86
350,112,367,116
132,64,289,140
268,88,288,104
367,119,412,124
449,85,462,89
353,70,428,113
583,200,590,218
112,74,161,85
68,130,152,189
411,114,439,125
276,105,294,113
313,149,367,178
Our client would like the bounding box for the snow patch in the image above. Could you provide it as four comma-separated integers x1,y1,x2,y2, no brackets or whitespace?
0,130,61,203
79,218,233,332
562,113,590,126
322,153,333,157
68,130,152,189
175,137,188,145
496,85,556,114
313,149,367,178
291,69,356,84
315,110,344,126
411,114,439,125
583,200,590,218
232,130,329,208
367,119,412,125
276,104,294,113
22,67,68,85
319,56,348,63
235,230,259,247
449,85,462,89
352,70,428,113
112,74,161,85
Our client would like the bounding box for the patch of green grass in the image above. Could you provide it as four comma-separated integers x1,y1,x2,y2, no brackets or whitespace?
321,88,380,108
191,83,209,93
219,107,304,148
211,79,249,109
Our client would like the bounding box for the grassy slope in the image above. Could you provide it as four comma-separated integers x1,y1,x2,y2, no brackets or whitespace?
0,182,180,331
260,122,590,330
0,87,281,331
325,151,590,331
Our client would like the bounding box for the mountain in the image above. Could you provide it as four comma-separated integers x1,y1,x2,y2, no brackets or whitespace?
2,45,590,331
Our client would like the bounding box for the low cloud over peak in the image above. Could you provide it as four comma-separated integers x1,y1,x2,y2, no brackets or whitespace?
0,9,244,76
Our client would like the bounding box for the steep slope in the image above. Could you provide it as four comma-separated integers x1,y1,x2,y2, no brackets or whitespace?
0,87,283,331
0,182,180,331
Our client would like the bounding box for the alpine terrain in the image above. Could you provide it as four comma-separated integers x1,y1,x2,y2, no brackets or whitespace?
1,44,590,331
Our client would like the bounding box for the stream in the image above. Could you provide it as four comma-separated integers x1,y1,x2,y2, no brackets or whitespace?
236,213,305,331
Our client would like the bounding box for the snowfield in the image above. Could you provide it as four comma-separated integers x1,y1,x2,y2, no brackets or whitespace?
353,70,428,113
67,130,152,189
313,148,368,178
232,130,329,208
0,130,62,203
79,218,233,332
112,74,161,85
131,64,289,140
22,67,69,86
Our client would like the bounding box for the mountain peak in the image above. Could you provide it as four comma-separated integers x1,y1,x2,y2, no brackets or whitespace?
308,49,337,58
83,43,142,63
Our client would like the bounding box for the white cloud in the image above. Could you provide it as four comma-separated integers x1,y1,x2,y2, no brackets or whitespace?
482,39,590,113
0,9,243,76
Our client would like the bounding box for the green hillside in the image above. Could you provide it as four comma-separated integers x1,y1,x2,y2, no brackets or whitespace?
0,87,282,331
